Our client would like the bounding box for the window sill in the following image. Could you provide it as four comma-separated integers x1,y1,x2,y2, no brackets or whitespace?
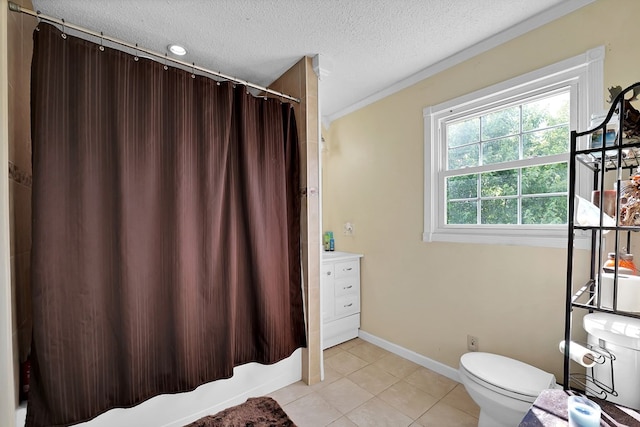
422,228,590,249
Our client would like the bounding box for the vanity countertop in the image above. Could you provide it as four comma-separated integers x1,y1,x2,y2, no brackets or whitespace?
322,251,363,262
519,388,640,426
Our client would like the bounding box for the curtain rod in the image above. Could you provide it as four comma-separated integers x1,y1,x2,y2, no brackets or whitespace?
7,1,301,104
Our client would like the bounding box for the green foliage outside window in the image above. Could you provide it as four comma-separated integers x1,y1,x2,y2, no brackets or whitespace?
445,91,569,225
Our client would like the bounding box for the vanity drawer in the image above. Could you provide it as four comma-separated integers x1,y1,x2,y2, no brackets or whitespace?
334,260,359,279
322,263,334,277
321,252,363,349
335,278,358,297
335,294,359,318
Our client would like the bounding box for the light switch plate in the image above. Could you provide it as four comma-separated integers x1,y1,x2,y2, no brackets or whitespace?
343,222,354,236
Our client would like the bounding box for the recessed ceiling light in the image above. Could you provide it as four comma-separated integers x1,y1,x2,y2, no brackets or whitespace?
167,44,187,56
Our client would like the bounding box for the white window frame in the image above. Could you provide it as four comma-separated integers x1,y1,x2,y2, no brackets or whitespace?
424,47,604,248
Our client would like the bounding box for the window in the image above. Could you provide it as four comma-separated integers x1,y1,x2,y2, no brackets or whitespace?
446,90,570,226
424,47,604,248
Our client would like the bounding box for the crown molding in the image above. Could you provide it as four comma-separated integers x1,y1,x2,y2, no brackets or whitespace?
325,0,597,125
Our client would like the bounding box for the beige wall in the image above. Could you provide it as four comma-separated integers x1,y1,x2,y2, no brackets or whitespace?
7,0,34,403
268,57,322,385
1,1,14,423
323,0,638,381
2,0,35,420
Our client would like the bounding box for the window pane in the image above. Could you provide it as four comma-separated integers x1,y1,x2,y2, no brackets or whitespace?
439,88,571,230
523,127,569,158
481,169,517,197
447,174,477,199
447,200,477,224
448,144,479,169
522,92,569,132
447,118,480,148
482,136,519,165
481,198,518,224
481,106,520,140
522,195,567,224
522,163,567,194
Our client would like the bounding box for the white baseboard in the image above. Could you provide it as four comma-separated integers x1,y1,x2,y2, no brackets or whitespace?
358,330,460,383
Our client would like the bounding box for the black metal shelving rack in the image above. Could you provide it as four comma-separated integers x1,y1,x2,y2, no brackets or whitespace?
564,82,640,397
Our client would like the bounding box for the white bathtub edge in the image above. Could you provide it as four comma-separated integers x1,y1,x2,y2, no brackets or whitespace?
16,349,302,427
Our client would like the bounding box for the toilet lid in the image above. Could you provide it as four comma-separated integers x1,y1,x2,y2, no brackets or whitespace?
460,352,555,398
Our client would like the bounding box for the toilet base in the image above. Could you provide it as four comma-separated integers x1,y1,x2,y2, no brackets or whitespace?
459,352,557,427
465,380,531,427
478,409,512,427
460,363,543,426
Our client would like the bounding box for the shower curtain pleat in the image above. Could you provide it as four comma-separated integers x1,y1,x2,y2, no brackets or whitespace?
27,23,306,427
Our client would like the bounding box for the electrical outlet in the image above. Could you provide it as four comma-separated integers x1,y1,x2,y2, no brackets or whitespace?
467,335,479,352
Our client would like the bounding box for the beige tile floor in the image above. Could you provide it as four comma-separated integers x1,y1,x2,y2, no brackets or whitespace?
268,338,480,427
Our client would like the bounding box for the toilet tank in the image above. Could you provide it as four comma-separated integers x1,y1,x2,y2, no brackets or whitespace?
583,313,640,409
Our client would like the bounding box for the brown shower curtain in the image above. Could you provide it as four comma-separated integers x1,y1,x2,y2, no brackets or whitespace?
27,23,306,427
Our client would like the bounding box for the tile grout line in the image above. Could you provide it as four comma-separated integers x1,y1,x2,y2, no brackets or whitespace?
280,339,479,426
339,344,441,424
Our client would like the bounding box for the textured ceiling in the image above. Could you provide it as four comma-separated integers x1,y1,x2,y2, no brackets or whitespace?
30,0,594,123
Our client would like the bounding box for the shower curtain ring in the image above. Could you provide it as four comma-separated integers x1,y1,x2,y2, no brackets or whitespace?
163,54,168,71
35,11,41,31
191,63,196,79
61,19,67,39
134,43,139,61
99,32,105,51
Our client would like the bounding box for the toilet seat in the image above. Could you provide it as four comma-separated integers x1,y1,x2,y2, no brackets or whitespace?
460,352,556,402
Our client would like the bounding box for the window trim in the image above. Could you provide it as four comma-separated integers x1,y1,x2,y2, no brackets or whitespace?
423,47,604,248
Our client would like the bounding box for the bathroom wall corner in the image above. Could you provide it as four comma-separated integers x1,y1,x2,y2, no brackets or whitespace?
270,56,321,386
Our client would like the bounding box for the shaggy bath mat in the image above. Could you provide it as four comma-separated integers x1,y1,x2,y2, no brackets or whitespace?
184,396,296,427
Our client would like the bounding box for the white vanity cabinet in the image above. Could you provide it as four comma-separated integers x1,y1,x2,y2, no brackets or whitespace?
321,251,363,349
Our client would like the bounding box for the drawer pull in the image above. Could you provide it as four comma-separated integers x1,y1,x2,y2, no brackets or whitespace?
344,303,353,308
343,285,353,290
326,271,331,276
343,267,353,271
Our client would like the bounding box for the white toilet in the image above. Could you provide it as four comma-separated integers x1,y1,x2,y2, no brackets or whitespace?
459,352,559,427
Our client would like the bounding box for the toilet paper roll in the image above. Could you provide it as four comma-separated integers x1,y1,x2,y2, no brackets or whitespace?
559,340,597,368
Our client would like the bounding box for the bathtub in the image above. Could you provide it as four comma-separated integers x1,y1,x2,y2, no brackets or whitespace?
16,349,301,427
